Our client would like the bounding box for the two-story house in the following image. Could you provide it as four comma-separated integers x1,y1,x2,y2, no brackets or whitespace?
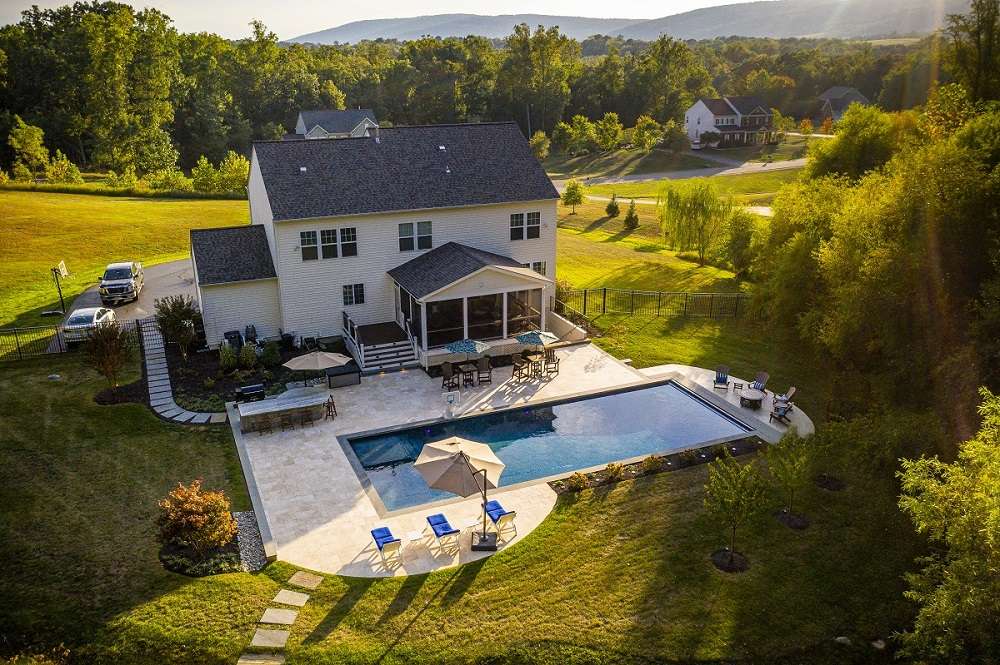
291,109,379,139
190,122,565,372
684,96,775,146
816,86,870,123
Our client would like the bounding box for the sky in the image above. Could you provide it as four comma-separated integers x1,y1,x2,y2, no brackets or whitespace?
0,0,753,40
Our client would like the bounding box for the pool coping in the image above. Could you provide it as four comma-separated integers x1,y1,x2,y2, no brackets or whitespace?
337,373,772,519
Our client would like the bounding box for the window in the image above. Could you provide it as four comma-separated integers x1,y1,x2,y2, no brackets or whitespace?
398,223,415,251
506,289,542,335
340,227,357,257
300,231,318,261
342,283,364,306
510,213,524,240
527,212,540,239
399,222,432,251
321,229,338,259
532,261,547,276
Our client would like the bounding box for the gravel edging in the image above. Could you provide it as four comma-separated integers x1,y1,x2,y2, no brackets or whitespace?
235,510,267,572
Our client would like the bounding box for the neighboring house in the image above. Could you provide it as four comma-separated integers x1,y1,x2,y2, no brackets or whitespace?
684,96,775,146
817,86,870,122
293,109,379,139
190,122,567,373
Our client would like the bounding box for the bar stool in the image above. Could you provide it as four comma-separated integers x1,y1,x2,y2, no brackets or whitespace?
324,396,338,420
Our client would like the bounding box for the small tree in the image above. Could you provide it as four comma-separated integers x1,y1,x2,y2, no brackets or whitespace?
765,433,811,517
798,118,814,139
191,156,219,193
567,115,596,154
819,117,834,135
605,193,620,218
216,151,250,193
562,179,584,214
551,121,572,152
661,119,689,152
623,199,639,230
45,150,83,184
704,451,765,567
529,130,550,160
157,479,237,561
155,295,202,363
8,115,49,181
726,208,757,278
659,183,733,265
594,112,624,151
84,320,135,390
632,115,662,151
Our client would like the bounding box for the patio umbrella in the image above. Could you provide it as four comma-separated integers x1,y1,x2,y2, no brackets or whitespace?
414,436,505,548
444,338,490,363
282,351,353,371
515,330,559,353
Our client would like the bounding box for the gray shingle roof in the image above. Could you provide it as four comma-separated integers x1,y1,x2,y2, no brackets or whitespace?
388,241,525,299
818,86,858,101
725,96,771,115
190,225,277,286
701,98,736,115
298,109,377,134
253,122,559,222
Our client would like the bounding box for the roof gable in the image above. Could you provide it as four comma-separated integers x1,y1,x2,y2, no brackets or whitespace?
254,122,559,221
191,225,276,286
388,241,531,300
700,98,736,116
725,96,771,115
298,109,378,135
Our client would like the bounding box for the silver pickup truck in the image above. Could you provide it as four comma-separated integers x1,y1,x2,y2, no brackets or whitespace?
98,261,144,306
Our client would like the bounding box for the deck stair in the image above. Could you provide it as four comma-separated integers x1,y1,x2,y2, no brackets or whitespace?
360,339,418,374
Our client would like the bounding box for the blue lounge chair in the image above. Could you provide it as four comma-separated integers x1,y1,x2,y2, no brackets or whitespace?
426,513,460,547
751,371,770,392
769,401,793,424
483,500,517,539
370,526,402,565
713,365,730,390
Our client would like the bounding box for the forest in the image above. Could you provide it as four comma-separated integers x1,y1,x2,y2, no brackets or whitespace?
0,1,945,174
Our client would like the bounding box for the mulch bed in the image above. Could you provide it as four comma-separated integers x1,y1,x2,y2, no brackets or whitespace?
711,548,750,573
158,538,241,577
814,473,846,492
94,378,148,406
549,437,765,494
775,509,811,530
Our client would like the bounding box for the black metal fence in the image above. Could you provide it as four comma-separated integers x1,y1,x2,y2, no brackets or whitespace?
560,287,755,320
0,319,143,362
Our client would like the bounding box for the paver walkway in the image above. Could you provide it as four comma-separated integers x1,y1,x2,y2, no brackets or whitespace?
139,317,227,425
237,570,322,663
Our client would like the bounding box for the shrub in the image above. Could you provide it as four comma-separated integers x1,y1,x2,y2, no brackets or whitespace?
565,472,589,491
604,462,624,481
605,193,620,218
640,455,663,474
529,130,550,160
0,169,8,184
156,479,237,561
260,341,281,368
44,150,83,184
105,165,138,189
623,199,639,230
661,119,688,152
84,320,135,389
12,161,33,182
202,377,216,390
239,342,257,369
191,156,219,193
145,166,193,192
219,343,238,372
216,151,250,193
155,295,202,362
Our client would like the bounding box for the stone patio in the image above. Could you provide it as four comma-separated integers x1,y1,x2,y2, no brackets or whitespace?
228,343,813,578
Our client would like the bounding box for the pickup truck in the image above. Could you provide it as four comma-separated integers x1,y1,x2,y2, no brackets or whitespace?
98,262,144,306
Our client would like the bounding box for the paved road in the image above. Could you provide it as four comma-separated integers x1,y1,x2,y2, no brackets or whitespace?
552,157,807,191
62,259,196,322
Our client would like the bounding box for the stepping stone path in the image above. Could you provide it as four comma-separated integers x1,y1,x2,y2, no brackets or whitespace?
138,317,227,425
237,570,322,663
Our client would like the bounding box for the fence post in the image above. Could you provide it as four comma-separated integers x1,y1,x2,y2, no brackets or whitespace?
734,295,740,319
56,326,64,353
602,288,607,314
630,290,635,314
683,293,688,317
583,290,588,316
710,293,715,318
656,291,661,317
13,327,22,361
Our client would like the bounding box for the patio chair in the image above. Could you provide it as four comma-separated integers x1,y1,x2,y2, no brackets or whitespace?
769,401,793,424
441,362,459,391
426,513,460,548
713,366,730,390
477,356,493,385
370,526,402,566
775,386,796,403
483,500,518,540
544,348,560,376
512,356,529,382
750,371,770,392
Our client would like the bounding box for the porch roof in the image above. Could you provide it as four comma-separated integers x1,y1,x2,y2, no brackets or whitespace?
388,241,547,300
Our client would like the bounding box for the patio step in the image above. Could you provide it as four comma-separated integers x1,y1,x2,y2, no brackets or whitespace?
363,346,415,363
362,359,420,375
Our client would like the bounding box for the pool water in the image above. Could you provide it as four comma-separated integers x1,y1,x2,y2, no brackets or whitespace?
348,381,751,512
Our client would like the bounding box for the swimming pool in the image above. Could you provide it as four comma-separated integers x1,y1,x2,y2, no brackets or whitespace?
347,381,752,512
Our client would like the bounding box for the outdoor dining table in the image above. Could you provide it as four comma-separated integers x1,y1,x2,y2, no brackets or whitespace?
458,363,477,387
237,388,329,432
525,353,544,377
738,387,766,410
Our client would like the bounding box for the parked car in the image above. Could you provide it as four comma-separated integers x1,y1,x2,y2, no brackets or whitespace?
62,306,117,344
98,261,144,305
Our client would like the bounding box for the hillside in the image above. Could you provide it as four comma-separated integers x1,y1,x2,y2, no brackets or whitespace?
289,0,969,44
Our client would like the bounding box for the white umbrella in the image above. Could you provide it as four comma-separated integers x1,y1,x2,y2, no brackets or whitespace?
282,351,352,372
414,436,505,547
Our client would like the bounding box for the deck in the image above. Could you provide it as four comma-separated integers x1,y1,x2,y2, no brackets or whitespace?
356,321,408,346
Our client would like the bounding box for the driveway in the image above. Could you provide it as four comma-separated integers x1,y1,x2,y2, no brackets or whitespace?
63,259,196,322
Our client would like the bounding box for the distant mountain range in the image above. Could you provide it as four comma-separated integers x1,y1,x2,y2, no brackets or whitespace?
288,0,970,44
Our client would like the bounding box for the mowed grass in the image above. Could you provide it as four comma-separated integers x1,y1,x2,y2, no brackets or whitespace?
543,147,714,179
0,354,918,663
556,201,747,293
704,135,822,164
587,167,802,203
0,190,248,327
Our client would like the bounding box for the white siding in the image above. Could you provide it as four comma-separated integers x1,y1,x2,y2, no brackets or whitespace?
294,114,307,134
685,100,717,141
201,279,282,347
248,150,277,260
272,199,558,339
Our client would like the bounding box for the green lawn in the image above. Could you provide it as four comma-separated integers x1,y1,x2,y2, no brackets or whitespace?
586,168,802,203
702,135,822,164
544,147,714,179
0,352,919,664
0,190,247,327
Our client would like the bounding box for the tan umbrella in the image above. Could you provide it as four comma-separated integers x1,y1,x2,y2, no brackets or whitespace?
282,351,352,372
414,436,505,549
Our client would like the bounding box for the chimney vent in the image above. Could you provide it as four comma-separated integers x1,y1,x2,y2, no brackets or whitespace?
438,145,446,151
299,166,307,173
